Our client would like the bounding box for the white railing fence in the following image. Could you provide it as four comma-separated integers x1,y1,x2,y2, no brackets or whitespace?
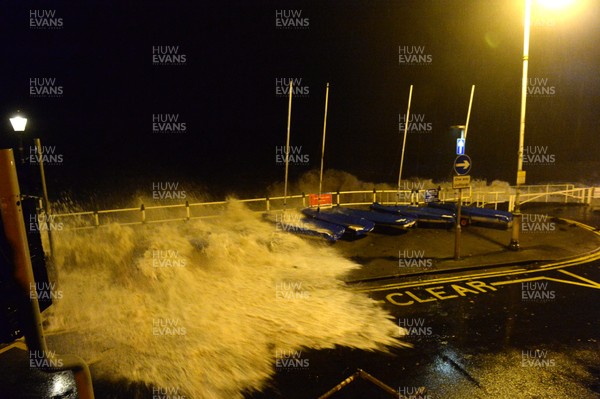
46,184,594,230
506,185,591,212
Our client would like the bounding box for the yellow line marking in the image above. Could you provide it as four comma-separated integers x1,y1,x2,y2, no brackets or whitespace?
490,277,546,286
0,340,27,355
354,267,528,293
355,220,600,293
558,269,600,288
542,277,600,289
358,246,600,293
491,275,600,289
355,252,599,293
562,218,600,234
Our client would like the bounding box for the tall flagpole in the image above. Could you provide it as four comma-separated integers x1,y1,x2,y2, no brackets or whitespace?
397,85,413,203
318,83,330,211
454,85,475,260
464,85,475,141
283,81,293,208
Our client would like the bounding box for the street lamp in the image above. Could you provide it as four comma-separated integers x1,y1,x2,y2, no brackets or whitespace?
8,113,55,257
9,113,27,165
509,0,577,251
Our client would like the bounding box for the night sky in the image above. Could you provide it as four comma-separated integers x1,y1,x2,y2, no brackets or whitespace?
2,0,599,202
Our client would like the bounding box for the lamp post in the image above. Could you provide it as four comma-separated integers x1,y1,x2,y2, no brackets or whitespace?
509,0,577,250
8,113,55,258
9,113,28,165
508,0,532,250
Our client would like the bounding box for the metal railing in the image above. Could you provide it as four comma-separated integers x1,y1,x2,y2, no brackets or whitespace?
507,185,592,211
47,183,593,230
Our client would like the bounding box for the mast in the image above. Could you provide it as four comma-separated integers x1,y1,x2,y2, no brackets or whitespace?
464,85,475,141
283,81,293,208
397,85,413,202
318,83,330,211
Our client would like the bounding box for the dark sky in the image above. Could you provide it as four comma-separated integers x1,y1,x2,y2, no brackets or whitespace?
2,0,599,201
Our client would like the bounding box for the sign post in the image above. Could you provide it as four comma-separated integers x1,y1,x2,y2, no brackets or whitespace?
453,154,472,260
455,187,463,260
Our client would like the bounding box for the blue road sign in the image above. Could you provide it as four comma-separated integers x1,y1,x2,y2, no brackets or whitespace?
456,138,465,155
454,154,472,175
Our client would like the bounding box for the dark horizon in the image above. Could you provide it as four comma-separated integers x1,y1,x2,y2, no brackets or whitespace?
2,0,599,202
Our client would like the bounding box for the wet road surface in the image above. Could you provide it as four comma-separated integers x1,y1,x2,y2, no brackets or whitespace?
1,204,599,398
248,258,600,398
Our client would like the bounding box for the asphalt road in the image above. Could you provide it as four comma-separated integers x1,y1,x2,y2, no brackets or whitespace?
247,205,600,398
5,257,598,399
2,204,599,398
250,258,600,399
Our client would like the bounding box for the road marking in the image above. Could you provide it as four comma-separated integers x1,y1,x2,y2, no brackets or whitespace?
380,269,600,307
558,269,600,288
385,281,497,306
0,340,27,355
355,248,600,293
491,270,600,290
355,219,600,306
355,218,600,294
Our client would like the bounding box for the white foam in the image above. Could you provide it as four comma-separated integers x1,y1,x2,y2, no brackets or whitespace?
44,200,407,398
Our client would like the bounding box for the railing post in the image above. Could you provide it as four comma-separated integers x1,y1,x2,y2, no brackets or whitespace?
372,188,376,204
266,196,270,212
141,204,146,224
302,192,306,208
94,210,99,227
336,191,340,206
185,200,190,221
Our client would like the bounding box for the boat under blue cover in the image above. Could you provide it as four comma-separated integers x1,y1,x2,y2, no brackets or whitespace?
263,212,346,242
299,217,347,241
370,202,455,225
332,207,416,229
301,207,375,235
428,202,513,226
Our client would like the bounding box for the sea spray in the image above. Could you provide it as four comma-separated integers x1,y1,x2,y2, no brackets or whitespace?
44,200,408,398
267,169,515,205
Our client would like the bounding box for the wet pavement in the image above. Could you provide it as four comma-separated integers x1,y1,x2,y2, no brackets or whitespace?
1,203,599,398
338,203,600,283
246,203,600,398
250,261,600,398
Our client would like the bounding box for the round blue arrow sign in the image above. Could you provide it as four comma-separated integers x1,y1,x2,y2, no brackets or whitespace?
454,154,472,175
